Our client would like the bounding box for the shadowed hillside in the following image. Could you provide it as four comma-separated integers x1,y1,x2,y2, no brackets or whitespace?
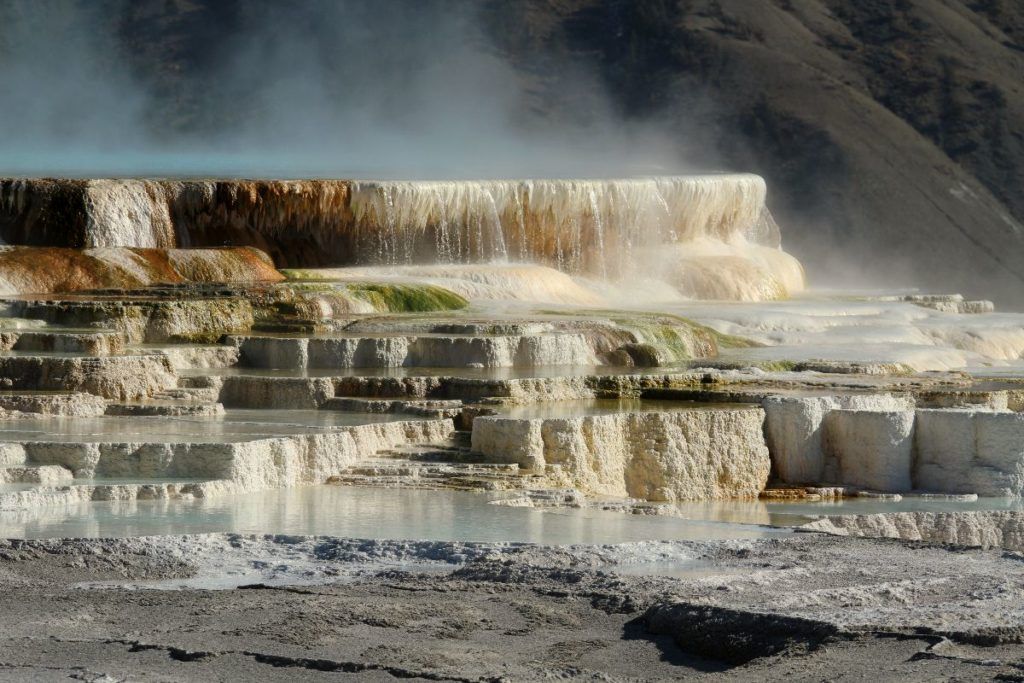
482,0,1024,302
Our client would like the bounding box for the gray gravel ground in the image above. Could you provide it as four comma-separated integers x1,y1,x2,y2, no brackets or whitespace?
0,531,1020,681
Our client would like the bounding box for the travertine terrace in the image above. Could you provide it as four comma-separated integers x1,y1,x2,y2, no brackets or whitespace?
4,174,1024,507
1,175,1024,677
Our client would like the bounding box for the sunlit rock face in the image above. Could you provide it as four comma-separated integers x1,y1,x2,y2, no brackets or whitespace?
915,410,1024,497
471,407,771,500
0,353,176,400
824,409,916,492
763,395,916,485
765,397,1024,496
0,175,805,301
229,333,601,370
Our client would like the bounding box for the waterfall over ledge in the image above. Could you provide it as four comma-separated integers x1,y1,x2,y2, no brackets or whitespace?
0,174,804,301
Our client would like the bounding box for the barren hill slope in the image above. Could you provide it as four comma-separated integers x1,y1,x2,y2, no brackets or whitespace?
485,0,1024,302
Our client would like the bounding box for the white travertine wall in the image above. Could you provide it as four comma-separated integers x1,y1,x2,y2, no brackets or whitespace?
0,354,178,400
472,407,770,501
18,420,453,485
762,394,914,485
823,409,916,492
766,396,1024,496
915,409,1024,496
230,334,600,370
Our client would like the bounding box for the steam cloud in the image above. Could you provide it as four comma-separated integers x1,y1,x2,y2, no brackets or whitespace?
0,0,691,179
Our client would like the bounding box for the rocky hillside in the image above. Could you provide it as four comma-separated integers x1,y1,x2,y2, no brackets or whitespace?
1,0,1022,303
483,0,1024,303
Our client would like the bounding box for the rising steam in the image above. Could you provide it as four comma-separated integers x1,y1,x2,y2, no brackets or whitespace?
0,0,690,179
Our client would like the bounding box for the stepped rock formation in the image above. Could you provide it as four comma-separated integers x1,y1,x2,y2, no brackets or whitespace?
0,175,804,301
471,407,771,500
824,409,916,492
767,396,1024,496
915,409,1024,496
763,394,915,484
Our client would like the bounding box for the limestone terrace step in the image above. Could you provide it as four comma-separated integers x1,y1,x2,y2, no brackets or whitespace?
225,332,597,370
1,329,125,355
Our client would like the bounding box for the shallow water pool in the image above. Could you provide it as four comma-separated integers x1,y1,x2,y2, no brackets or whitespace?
0,485,790,543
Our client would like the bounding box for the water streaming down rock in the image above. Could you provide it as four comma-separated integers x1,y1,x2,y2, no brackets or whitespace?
0,175,804,301
347,175,782,275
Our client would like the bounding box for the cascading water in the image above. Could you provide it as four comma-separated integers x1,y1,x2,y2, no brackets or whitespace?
587,188,608,279
346,174,800,294
0,174,806,301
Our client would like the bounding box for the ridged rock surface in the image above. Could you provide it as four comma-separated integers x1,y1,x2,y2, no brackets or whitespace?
0,354,177,401
230,333,607,370
823,409,916,492
803,510,1024,551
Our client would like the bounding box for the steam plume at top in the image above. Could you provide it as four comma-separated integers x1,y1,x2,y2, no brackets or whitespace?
0,0,691,179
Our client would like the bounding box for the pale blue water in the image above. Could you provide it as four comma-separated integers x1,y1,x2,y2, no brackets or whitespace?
0,486,790,542
4,483,1016,542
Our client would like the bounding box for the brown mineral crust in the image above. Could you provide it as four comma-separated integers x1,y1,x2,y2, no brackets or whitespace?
166,180,355,266
0,246,283,295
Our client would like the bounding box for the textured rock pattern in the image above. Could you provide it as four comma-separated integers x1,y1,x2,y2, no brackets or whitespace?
231,333,599,369
803,510,1024,551
916,409,1024,496
766,396,1024,495
472,407,770,500
0,354,177,400
0,392,107,417
824,409,916,492
763,394,914,484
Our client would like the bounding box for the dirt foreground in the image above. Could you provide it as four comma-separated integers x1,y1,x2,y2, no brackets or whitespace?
0,531,1019,681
